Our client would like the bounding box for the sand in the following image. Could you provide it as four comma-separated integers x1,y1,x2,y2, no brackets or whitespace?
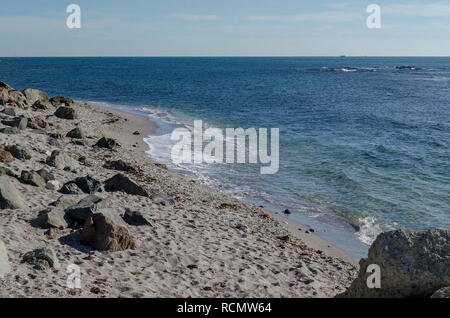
0,100,357,298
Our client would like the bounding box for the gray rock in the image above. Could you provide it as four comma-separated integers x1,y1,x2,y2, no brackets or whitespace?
0,176,26,209
4,144,31,160
36,168,55,183
59,176,102,194
1,116,28,130
59,182,84,195
0,240,11,279
49,96,74,107
339,229,450,298
46,150,78,170
0,81,12,90
123,208,152,226
66,127,84,139
54,106,77,120
48,138,61,147
22,247,59,270
150,193,176,206
431,287,450,298
21,170,46,188
65,195,107,224
37,208,69,229
31,100,52,111
22,88,49,105
95,137,121,149
0,127,20,135
104,173,148,196
104,160,136,172
0,166,15,178
49,196,77,209
3,107,16,116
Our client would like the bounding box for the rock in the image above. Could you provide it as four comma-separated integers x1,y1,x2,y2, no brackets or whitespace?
0,150,14,163
0,127,20,135
60,176,102,194
104,173,148,196
3,107,16,116
49,96,74,107
46,150,78,170
48,138,61,147
22,247,59,270
133,131,140,135
1,116,28,130
431,287,450,298
37,208,69,229
0,240,11,279
283,209,292,215
339,229,450,298
37,168,55,183
0,81,12,90
59,182,84,195
31,100,52,111
54,106,77,120
150,193,176,206
49,196,76,209
95,137,121,149
123,208,152,226
104,160,136,172
27,116,47,129
21,170,46,188
4,144,31,161
80,213,136,252
46,180,60,191
44,228,62,240
66,127,84,139
4,90,29,108
22,88,49,105
0,166,15,178
65,195,107,224
0,176,26,209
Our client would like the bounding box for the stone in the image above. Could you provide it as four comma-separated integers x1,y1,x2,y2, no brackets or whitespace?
0,81,12,90
59,182,84,195
45,228,62,240
27,116,47,129
22,88,49,105
46,150,78,170
431,287,450,298
48,138,61,147
104,160,136,172
5,90,29,108
80,213,136,252
1,116,28,130
339,229,450,298
123,208,152,226
37,208,69,229
95,137,121,149
54,106,77,120
49,96,74,107
0,176,26,209
283,209,292,215
104,173,148,196
65,195,107,224
37,168,55,183
0,167,15,178
49,196,77,209
3,107,16,116
21,170,46,188
22,247,59,270
0,127,20,135
60,176,102,194
0,240,11,279
45,180,60,191
66,127,84,139
4,145,31,161
150,193,176,206
0,150,14,163
31,100,51,111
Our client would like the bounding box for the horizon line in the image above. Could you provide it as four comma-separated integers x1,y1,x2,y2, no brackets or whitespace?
1,55,450,58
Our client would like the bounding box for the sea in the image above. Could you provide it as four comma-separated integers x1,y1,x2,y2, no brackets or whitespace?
1,57,449,260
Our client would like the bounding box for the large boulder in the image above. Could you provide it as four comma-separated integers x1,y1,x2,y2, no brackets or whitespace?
104,173,148,196
22,88,49,105
0,240,11,279
4,145,31,161
54,106,77,120
46,150,78,170
80,213,136,252
22,247,59,270
339,229,450,298
65,195,107,224
0,176,26,209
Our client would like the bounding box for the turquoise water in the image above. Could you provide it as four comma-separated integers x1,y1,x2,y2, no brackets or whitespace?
1,57,449,259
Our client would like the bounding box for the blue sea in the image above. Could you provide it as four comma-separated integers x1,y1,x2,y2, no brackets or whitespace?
1,57,449,260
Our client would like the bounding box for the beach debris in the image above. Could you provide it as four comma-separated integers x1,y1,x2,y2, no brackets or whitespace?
0,149,14,163
66,127,84,139
150,193,176,206
104,173,148,196
103,160,136,172
21,170,47,188
2,117,28,130
59,176,102,194
65,195,107,224
54,106,77,120
339,229,450,298
95,137,121,149
22,247,60,270
0,240,11,279
0,176,26,209
49,96,74,107
80,213,136,252
123,208,152,226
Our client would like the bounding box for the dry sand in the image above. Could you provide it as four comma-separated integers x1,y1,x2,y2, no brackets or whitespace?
0,100,357,298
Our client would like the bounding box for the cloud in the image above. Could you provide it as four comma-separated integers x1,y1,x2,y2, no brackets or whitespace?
384,2,450,17
246,11,358,23
171,14,220,21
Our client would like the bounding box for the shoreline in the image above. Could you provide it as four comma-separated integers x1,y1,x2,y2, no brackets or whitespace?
0,85,357,297
87,103,356,264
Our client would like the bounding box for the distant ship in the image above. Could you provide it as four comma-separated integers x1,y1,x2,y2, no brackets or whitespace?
339,55,347,58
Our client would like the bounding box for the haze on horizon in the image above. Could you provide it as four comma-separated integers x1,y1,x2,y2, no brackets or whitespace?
1,0,450,57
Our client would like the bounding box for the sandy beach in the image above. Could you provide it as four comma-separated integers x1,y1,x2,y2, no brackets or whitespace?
0,86,357,298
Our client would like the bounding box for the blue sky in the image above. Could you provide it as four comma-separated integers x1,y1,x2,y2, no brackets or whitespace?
1,0,450,56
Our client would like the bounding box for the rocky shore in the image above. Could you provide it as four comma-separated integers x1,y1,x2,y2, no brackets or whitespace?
0,81,357,297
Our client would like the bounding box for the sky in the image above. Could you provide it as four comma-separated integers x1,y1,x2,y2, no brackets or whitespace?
1,0,450,56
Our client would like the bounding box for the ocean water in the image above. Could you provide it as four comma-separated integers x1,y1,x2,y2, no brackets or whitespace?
1,57,449,260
